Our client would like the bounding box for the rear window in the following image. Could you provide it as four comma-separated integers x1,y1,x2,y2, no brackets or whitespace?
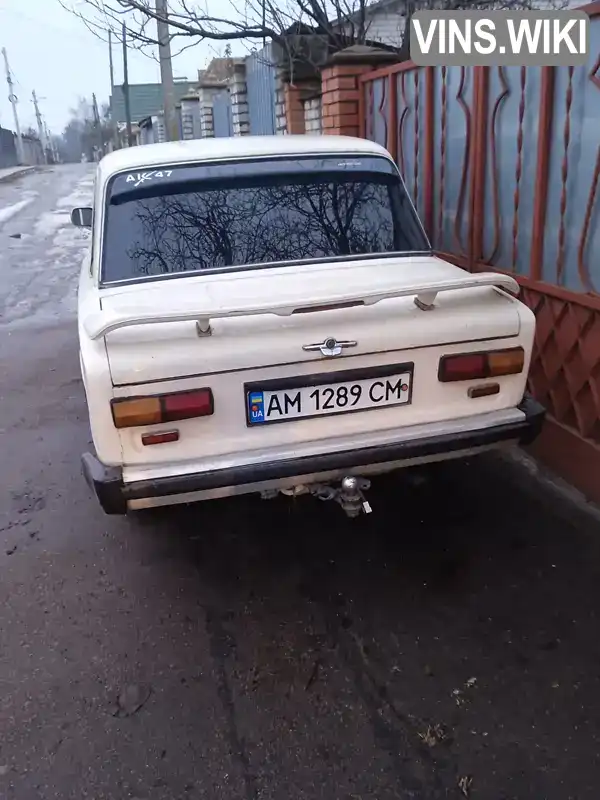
101,155,430,284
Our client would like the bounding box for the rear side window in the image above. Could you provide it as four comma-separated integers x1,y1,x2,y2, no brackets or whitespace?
101,156,430,284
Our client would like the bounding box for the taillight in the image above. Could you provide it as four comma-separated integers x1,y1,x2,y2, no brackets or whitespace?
438,347,524,383
111,388,213,429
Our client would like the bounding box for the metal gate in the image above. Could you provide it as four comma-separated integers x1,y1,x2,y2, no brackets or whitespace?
213,90,233,138
246,44,277,135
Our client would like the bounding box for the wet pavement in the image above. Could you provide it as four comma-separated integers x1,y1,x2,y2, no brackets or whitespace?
1,164,600,800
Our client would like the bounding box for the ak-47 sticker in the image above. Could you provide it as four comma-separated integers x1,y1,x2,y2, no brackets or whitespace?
125,170,173,187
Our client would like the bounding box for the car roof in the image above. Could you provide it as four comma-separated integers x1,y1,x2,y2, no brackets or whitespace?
96,135,392,182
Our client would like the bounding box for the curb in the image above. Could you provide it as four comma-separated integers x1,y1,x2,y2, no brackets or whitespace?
0,165,41,185
497,446,600,526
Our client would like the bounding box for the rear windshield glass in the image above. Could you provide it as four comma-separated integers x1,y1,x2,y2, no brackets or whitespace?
101,156,430,284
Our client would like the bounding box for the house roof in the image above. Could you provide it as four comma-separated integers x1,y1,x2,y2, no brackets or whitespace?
109,82,196,124
97,134,390,183
196,57,238,87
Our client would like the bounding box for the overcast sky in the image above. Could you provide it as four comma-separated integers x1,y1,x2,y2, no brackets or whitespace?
0,0,230,136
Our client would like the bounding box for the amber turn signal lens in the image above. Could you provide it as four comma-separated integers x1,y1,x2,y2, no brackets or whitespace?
111,397,162,428
487,348,525,376
439,347,525,383
111,388,214,429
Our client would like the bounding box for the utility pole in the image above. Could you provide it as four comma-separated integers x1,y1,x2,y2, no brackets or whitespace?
32,90,48,164
44,120,58,164
121,23,134,147
2,47,25,164
155,0,179,141
108,29,115,90
44,122,57,164
108,29,118,151
92,93,104,161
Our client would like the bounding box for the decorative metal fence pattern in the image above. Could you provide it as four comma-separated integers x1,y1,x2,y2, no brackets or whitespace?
359,2,600,500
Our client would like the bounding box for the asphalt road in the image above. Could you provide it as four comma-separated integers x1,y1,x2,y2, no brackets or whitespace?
1,164,600,800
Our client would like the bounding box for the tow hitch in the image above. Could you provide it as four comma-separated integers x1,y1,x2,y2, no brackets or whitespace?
260,476,373,518
313,476,372,517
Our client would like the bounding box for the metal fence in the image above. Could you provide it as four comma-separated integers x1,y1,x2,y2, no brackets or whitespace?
0,127,45,168
213,90,233,137
246,44,277,135
0,126,18,169
359,1,600,500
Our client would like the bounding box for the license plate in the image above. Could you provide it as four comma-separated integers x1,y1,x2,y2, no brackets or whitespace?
245,364,413,426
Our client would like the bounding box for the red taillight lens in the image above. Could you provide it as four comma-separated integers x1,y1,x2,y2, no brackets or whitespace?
163,389,213,421
111,388,213,429
440,353,487,382
439,347,524,383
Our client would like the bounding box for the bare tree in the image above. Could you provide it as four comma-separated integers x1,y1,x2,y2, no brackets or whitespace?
63,0,567,73
58,97,115,163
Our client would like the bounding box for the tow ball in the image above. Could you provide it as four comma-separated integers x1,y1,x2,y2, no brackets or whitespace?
311,476,373,518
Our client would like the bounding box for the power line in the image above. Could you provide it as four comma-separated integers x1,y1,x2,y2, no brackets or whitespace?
0,6,110,50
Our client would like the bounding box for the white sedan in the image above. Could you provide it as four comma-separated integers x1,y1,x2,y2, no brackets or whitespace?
73,135,545,518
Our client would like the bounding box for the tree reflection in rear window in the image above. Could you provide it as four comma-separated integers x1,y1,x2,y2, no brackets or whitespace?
101,156,430,284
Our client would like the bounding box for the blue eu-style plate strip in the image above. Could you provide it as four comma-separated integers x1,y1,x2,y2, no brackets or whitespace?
248,391,266,424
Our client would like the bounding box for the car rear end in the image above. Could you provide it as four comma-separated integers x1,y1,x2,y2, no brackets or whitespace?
79,145,545,515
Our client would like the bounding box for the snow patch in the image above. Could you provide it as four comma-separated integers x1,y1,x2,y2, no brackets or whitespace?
0,198,34,226
35,177,94,241
34,210,71,238
56,178,94,210
52,227,91,252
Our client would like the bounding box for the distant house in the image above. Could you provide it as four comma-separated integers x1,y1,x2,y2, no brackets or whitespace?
341,0,408,49
109,81,196,126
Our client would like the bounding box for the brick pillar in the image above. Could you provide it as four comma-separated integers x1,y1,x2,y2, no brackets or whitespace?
275,73,288,135
154,112,166,143
284,84,305,135
321,64,371,137
180,97,200,140
200,103,214,138
230,63,250,136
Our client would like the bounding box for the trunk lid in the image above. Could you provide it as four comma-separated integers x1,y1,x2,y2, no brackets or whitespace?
100,256,520,387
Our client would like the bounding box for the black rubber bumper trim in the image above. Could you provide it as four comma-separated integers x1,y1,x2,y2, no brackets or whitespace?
82,394,546,515
81,452,127,515
517,393,546,446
